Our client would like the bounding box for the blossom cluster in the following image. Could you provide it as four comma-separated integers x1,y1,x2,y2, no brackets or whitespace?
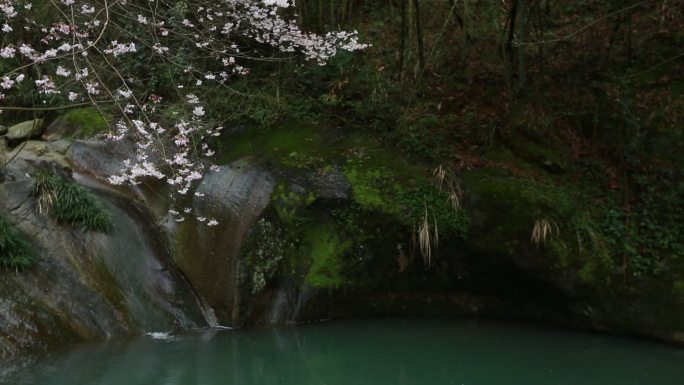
0,0,367,223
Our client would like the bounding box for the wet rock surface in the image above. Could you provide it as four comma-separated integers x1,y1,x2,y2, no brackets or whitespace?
169,160,276,325
0,143,208,358
2,133,684,359
68,139,136,179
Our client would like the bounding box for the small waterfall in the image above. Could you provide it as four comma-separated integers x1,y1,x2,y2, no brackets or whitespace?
267,286,292,324
72,170,212,330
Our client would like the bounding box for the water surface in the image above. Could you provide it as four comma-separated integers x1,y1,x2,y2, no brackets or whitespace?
3,318,684,385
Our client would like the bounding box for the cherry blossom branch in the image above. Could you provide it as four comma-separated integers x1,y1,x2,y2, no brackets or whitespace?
0,0,368,224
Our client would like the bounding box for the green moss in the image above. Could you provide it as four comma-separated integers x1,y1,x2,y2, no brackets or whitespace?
344,166,469,239
341,136,470,241
271,183,317,225
57,108,109,139
344,167,402,215
303,225,351,289
571,214,614,282
398,184,470,239
466,169,575,220
0,214,33,270
464,169,613,284
32,171,113,233
280,151,328,170
215,121,325,165
507,138,567,173
341,133,425,177
214,119,427,178
674,281,684,298
239,213,353,290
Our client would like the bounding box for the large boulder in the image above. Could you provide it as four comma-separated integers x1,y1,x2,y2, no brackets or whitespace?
169,161,276,325
4,140,71,171
43,108,108,141
6,119,44,143
0,148,209,359
68,139,135,179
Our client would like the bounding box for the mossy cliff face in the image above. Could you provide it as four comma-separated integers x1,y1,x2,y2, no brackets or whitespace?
141,121,474,326
8,119,681,349
201,125,491,324
464,168,613,287
458,139,684,341
197,122,684,342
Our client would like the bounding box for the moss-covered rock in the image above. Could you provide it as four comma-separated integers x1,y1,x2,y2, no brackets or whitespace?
464,168,614,287
44,108,108,140
344,166,469,240
210,118,477,323
301,224,351,289
53,117,684,343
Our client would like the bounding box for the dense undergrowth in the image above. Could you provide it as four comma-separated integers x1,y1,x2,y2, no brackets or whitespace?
225,1,684,294
3,1,682,294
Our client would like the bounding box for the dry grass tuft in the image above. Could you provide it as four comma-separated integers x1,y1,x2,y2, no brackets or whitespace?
531,218,559,246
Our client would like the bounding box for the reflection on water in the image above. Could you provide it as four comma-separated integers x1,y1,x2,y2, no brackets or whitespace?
3,318,684,385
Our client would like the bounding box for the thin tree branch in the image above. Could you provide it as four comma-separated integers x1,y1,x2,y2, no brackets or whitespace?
514,0,648,46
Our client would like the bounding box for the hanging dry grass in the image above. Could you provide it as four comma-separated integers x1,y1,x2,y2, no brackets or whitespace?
34,177,57,215
531,218,559,247
411,165,465,267
417,205,440,267
433,164,462,211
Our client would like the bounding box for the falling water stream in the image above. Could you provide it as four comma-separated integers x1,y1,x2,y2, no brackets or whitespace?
2,318,683,385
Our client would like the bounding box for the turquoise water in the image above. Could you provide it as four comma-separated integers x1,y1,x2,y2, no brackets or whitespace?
3,318,684,385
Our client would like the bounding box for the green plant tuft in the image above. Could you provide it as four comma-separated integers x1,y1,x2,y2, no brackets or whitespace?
271,183,317,225
0,215,33,271
344,166,469,240
32,171,113,233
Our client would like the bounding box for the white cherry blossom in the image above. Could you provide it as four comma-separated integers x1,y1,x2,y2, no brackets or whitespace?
0,0,367,223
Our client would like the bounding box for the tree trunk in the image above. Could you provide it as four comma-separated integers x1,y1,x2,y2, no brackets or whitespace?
318,0,324,31
399,0,408,80
413,0,425,72
518,0,527,90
